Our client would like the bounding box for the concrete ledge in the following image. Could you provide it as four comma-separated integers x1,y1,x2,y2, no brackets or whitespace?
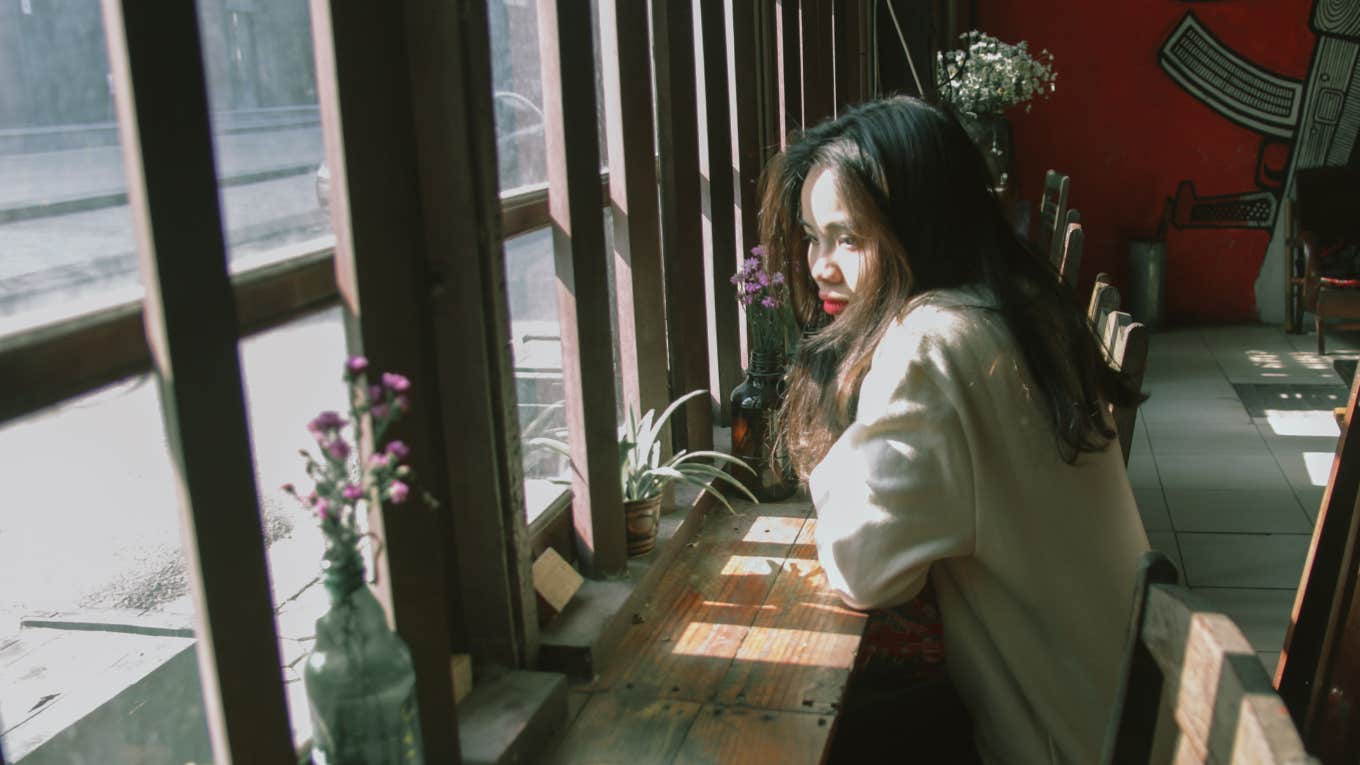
457,670,568,765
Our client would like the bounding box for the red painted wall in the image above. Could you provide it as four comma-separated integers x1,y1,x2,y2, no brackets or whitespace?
978,1,1316,323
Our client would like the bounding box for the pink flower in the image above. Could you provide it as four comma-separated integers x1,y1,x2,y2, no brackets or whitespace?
325,439,351,461
308,411,345,434
342,483,363,501
369,452,391,468
371,403,390,421
395,395,410,413
345,356,369,376
368,384,385,404
750,244,765,258
382,372,411,393
314,498,333,520
387,480,410,504
385,440,410,460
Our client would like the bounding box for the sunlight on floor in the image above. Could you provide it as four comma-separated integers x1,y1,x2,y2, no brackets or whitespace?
721,555,819,576
1305,452,1333,487
742,516,805,544
1263,410,1341,437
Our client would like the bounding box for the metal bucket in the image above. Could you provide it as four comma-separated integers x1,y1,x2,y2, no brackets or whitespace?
1128,240,1167,331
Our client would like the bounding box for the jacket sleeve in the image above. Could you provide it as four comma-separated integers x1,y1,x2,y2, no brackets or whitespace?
808,315,977,610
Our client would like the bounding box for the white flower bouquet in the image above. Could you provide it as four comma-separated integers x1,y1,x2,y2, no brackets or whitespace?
935,31,1057,118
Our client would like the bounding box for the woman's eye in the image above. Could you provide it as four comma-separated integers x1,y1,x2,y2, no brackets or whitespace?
838,235,859,249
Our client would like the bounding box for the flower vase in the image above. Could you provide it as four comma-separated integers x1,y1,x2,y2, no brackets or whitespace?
304,541,424,765
729,350,798,502
960,114,1012,192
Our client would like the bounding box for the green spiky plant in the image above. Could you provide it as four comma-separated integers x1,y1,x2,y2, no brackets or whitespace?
527,389,759,513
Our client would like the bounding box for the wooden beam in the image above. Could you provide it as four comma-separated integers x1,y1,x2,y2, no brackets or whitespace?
730,0,766,331
652,0,714,452
100,2,293,762
832,0,870,111
537,0,629,576
310,1,463,760
600,0,672,448
401,0,539,671
801,0,835,125
697,0,743,423
778,0,803,143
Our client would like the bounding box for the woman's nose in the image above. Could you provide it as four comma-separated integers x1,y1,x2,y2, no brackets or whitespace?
811,250,841,284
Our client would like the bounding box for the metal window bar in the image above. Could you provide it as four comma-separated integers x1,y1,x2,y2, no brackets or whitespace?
100,0,294,761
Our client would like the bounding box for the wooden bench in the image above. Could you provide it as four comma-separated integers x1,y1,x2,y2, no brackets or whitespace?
1104,551,1317,764
544,492,866,764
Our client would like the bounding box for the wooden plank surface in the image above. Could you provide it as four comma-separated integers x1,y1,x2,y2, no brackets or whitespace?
544,691,702,765
778,0,802,141
589,502,811,700
713,517,866,715
672,705,832,765
537,0,628,576
800,0,834,126
101,2,293,761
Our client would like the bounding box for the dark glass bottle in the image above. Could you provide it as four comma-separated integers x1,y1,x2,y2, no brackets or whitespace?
304,541,424,765
729,349,798,502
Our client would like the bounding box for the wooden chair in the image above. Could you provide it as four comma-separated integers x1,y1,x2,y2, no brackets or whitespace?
1103,551,1317,764
1282,165,1360,352
1276,363,1360,762
1037,170,1071,268
1103,310,1148,465
1089,273,1120,334
1059,219,1085,289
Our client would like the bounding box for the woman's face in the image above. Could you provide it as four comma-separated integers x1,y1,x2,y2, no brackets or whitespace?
800,164,866,317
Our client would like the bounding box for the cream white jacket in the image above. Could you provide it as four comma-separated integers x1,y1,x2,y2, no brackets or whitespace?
809,288,1150,765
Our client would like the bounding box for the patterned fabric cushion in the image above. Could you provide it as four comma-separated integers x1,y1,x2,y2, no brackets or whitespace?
853,577,946,680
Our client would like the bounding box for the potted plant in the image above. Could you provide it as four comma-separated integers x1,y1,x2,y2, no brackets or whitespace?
529,389,759,556
935,30,1057,189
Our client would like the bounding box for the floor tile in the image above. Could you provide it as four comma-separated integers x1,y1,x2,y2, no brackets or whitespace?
1177,532,1310,588
1293,486,1325,524
1145,420,1271,456
1163,490,1312,534
1142,378,1240,400
1127,451,1161,489
1139,397,1251,426
1153,454,1289,492
1146,531,1182,575
1193,587,1296,652
1133,488,1171,532
1258,651,1282,677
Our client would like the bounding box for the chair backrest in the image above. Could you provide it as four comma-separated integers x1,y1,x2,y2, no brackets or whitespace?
1059,220,1085,289
1103,551,1317,765
1037,170,1071,266
1293,166,1360,244
1104,310,1148,465
1089,273,1120,336
1276,363,1360,761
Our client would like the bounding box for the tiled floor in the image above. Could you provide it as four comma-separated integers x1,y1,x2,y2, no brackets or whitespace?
1132,322,1360,673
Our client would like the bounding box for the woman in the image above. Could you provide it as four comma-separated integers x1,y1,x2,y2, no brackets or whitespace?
762,96,1150,764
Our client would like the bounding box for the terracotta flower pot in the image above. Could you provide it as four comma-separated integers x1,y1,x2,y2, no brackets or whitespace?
624,494,663,557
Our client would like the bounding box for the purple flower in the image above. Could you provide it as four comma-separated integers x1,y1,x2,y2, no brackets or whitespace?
771,272,785,285
756,270,770,287
368,384,385,404
342,483,363,501
382,372,411,393
387,480,410,504
325,439,351,461
369,452,391,468
761,296,778,309
750,244,765,258
308,410,345,434
314,498,333,520
371,403,390,421
385,440,410,460
281,483,296,495
345,356,369,376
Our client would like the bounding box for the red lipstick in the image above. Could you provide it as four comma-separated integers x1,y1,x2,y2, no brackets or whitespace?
822,299,847,315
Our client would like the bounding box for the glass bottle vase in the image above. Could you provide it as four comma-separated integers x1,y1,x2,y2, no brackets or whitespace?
304,541,424,765
729,349,798,502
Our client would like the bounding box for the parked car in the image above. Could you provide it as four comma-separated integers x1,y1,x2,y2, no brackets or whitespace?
314,90,545,208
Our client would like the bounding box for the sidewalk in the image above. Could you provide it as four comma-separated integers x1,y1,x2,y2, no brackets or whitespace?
0,123,324,222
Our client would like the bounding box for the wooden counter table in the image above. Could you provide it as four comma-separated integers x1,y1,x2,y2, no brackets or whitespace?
543,491,868,764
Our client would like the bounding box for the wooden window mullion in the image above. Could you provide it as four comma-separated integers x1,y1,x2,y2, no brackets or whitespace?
601,0,671,449
537,0,628,576
101,1,293,762
697,0,743,424
801,0,835,125
778,0,804,143
832,0,870,112
310,1,463,760
730,1,764,296
653,0,714,452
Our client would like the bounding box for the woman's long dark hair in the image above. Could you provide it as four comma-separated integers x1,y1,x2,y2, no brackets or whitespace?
762,96,1140,479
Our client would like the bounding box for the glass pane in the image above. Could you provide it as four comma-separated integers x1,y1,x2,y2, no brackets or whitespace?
487,0,608,196
0,5,141,339
194,0,334,273
237,305,348,750
0,378,212,762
